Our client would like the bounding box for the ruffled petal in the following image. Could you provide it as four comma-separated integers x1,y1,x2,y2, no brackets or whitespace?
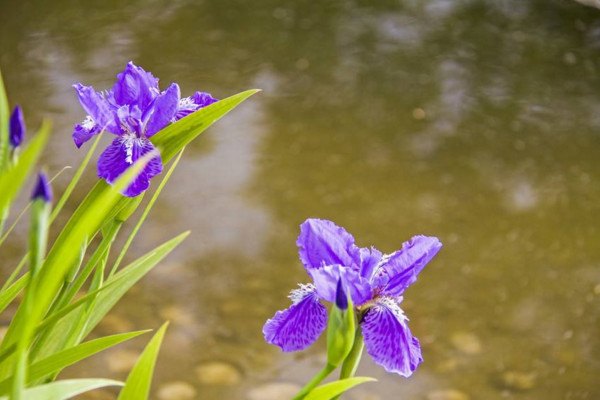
113,61,160,109
297,219,361,271
373,235,442,296
263,284,327,352
72,83,119,134
362,298,423,377
145,83,180,137
97,136,163,197
72,116,102,148
310,264,372,305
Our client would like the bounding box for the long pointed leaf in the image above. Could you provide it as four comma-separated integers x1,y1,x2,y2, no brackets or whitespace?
0,331,148,393
117,323,168,400
0,379,123,400
304,377,376,400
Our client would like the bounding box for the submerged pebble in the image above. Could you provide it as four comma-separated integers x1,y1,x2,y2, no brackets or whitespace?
106,349,139,373
427,389,470,400
247,382,301,400
450,332,481,355
499,371,536,391
156,381,197,399
99,314,134,333
196,361,242,385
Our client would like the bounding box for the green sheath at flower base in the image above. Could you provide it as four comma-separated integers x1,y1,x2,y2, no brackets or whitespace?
326,280,355,368
29,173,52,276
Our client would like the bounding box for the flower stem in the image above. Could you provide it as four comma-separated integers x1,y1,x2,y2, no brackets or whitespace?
293,363,337,400
332,327,365,400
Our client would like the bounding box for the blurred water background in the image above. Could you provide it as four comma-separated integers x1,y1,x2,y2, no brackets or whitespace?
1,0,600,399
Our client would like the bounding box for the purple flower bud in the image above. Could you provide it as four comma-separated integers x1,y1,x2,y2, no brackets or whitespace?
9,105,25,148
31,173,52,203
335,278,348,310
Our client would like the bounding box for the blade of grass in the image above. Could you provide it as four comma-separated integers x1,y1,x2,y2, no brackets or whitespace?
0,69,9,173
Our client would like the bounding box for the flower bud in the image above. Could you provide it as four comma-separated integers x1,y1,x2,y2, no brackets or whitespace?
31,172,52,203
9,105,25,148
326,279,355,367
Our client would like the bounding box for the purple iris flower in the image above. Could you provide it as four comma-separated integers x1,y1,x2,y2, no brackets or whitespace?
72,62,218,197
263,218,442,377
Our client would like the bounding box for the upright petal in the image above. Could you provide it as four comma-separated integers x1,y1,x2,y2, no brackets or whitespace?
145,83,180,137
297,219,361,271
373,235,442,296
72,116,102,148
73,83,119,134
360,246,383,281
97,136,163,197
113,61,160,109
310,264,372,306
362,298,423,377
263,284,328,352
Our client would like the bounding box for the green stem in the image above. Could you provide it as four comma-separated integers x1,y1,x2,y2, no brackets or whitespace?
293,363,336,400
332,327,365,400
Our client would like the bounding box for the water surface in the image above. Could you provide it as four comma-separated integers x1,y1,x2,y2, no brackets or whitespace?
1,0,600,399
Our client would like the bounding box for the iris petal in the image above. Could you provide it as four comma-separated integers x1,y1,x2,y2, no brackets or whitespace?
362,298,423,377
310,264,372,305
113,61,159,109
97,136,163,197
373,235,442,296
263,285,327,352
72,117,102,148
297,219,361,271
145,83,180,137
72,83,119,134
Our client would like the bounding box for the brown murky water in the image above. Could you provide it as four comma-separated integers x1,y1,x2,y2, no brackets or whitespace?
1,0,600,399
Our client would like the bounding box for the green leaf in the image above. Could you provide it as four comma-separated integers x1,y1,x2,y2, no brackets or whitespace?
151,89,259,162
117,323,168,400
0,331,148,393
0,153,155,378
83,232,189,337
0,121,50,214
0,69,9,172
30,232,188,364
0,273,27,314
304,377,376,400
0,379,123,400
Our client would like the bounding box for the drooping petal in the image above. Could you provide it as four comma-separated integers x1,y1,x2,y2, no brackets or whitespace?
360,246,383,281
263,284,327,352
175,92,218,120
362,298,423,377
373,235,442,296
310,264,372,306
297,219,361,271
72,116,102,148
97,136,163,197
113,61,160,109
72,83,119,134
145,83,180,137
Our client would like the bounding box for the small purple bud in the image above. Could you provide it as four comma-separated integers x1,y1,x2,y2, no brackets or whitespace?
9,105,25,148
335,279,348,310
31,173,52,203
